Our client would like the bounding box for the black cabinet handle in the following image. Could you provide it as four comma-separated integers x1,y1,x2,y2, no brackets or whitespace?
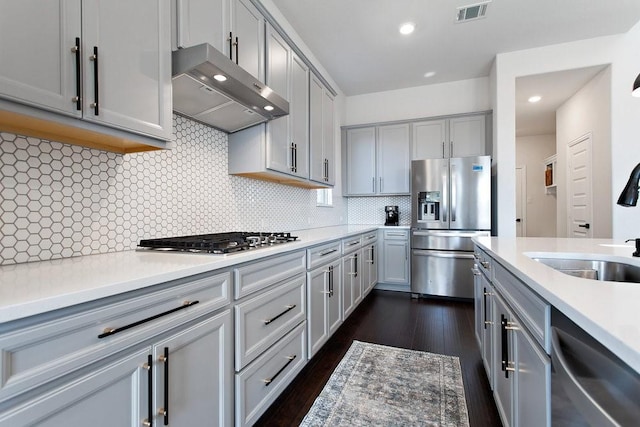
228,32,233,61
578,223,590,229
72,37,81,110
262,355,296,386
97,300,199,339
329,265,334,297
90,46,99,115
290,142,295,172
263,304,296,325
515,218,521,223
483,288,488,330
501,314,508,377
354,252,358,277
160,347,169,425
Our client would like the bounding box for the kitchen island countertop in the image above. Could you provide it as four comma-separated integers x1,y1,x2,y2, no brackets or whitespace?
473,236,640,374
0,225,381,323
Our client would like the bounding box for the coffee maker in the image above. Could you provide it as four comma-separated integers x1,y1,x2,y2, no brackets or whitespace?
384,205,399,226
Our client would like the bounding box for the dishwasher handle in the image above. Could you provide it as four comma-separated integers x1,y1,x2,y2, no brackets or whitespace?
411,249,475,260
551,327,639,427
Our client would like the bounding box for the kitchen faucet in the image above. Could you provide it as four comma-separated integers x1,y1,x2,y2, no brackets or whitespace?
625,238,640,257
617,162,640,206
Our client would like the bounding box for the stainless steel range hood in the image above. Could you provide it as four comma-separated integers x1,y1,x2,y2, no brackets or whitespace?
172,44,288,133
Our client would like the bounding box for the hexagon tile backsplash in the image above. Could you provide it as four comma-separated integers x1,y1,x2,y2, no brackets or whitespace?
0,115,345,265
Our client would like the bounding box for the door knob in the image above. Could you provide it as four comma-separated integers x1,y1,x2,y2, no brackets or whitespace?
578,223,590,229
515,218,521,223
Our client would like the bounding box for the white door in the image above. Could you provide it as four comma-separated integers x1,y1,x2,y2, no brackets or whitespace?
377,123,410,194
449,115,486,158
345,127,376,195
309,76,324,183
567,134,593,237
515,166,526,237
323,90,335,185
411,119,448,159
174,0,227,51
231,0,264,81
289,54,309,179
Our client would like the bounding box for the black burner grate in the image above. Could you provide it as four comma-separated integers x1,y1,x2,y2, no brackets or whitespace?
139,232,297,254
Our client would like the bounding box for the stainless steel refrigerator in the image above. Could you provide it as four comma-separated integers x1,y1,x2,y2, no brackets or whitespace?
410,155,491,298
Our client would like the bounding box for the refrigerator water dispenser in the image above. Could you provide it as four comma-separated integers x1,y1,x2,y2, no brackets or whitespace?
418,191,440,222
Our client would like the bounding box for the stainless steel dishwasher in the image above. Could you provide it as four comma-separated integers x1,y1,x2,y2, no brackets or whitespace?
551,308,640,426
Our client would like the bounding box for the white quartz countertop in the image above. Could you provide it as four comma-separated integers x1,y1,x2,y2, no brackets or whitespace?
0,225,381,323
473,236,640,373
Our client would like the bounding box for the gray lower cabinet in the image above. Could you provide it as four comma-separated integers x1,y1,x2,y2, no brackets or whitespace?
378,229,410,289
342,235,363,319
476,244,551,427
307,256,342,359
233,251,308,426
360,232,378,297
0,270,233,426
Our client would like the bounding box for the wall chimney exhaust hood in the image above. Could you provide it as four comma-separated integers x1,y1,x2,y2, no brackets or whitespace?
172,44,288,133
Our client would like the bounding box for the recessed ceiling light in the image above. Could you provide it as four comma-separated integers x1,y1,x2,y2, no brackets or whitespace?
424,71,436,78
399,22,415,35
213,74,227,82
264,105,274,111
528,95,542,103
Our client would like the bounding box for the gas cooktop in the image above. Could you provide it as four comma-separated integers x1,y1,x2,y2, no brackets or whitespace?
138,232,298,254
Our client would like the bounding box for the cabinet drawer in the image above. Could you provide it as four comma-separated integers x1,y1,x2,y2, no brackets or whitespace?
342,235,362,255
361,231,378,245
234,251,306,300
493,261,550,352
474,246,492,280
235,322,307,427
234,274,306,370
383,229,408,240
307,240,342,270
0,270,231,401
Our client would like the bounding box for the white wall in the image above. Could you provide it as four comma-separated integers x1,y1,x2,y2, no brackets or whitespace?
344,77,490,126
516,134,557,237
492,22,640,239
556,68,612,238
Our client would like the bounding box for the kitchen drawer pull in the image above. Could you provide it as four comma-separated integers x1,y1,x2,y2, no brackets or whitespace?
472,268,481,276
97,300,200,339
320,248,338,256
483,287,488,329
263,304,297,325
72,37,81,110
262,355,296,386
480,261,490,269
346,240,359,246
365,234,376,240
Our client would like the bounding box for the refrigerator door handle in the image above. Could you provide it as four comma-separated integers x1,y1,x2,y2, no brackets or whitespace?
442,166,448,223
451,164,457,222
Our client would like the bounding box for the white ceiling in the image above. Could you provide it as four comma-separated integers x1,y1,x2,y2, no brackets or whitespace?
515,65,607,137
270,0,640,97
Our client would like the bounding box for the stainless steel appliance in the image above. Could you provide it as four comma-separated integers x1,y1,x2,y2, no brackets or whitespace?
138,232,298,254
384,205,399,226
411,156,491,298
551,307,640,426
172,44,289,133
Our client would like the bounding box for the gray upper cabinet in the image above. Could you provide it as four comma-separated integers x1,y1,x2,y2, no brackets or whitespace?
0,0,172,145
412,113,487,160
229,24,312,184
344,124,410,196
309,75,335,186
345,127,377,195
173,0,264,82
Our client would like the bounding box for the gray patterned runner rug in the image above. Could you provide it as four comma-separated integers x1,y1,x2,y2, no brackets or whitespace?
300,341,470,427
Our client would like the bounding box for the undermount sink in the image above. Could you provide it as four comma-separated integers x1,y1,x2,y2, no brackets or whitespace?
532,257,640,283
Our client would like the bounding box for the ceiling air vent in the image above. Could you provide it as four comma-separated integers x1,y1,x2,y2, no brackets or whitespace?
456,1,490,23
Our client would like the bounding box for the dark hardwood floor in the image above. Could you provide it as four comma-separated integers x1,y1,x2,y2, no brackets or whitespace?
255,289,502,427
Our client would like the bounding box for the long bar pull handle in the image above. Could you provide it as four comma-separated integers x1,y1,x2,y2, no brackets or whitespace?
90,46,99,115
234,36,239,65
159,347,169,425
501,314,508,377
450,141,453,158
262,355,296,386
329,265,334,297
372,177,375,193
142,355,153,427
451,164,457,222
228,32,233,60
483,288,488,329
98,300,199,338
72,37,81,110
442,141,445,158
294,143,298,173
380,177,383,193
290,142,296,172
263,304,296,325
320,248,338,256
442,166,448,222
354,252,358,277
